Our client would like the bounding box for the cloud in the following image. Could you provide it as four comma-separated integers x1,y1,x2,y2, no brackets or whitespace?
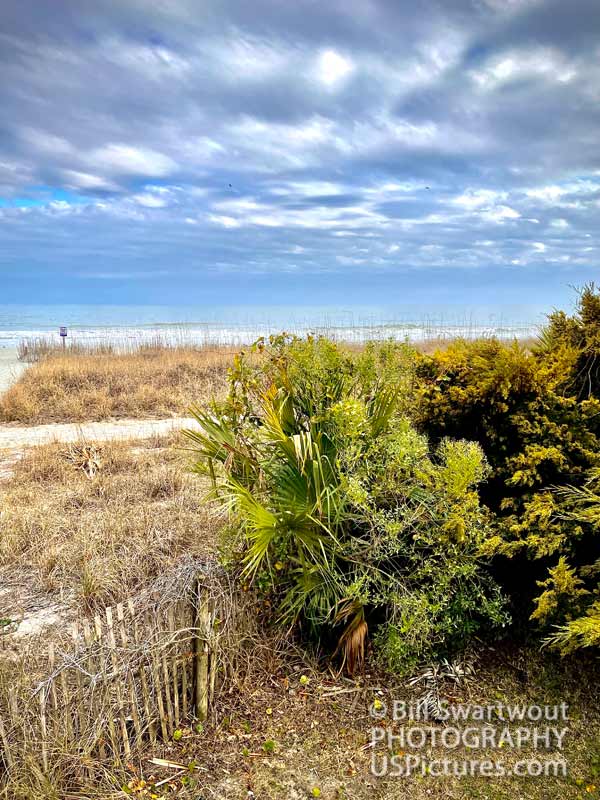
315,49,354,87
87,145,177,178
62,170,118,191
0,0,599,303
133,192,170,208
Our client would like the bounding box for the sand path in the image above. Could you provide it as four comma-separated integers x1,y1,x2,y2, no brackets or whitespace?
0,347,26,394
0,416,197,451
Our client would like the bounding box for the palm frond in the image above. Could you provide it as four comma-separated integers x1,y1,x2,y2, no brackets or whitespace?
367,385,398,436
333,601,368,675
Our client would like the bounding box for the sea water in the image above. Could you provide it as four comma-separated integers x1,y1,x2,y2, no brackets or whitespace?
0,303,544,350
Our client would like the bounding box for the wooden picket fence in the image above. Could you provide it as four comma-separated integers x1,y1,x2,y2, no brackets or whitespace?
0,585,216,782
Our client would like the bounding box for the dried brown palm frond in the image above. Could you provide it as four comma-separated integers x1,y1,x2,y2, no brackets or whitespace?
333,601,368,676
62,442,102,478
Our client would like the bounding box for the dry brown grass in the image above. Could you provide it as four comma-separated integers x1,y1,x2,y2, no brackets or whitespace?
2,439,599,800
0,345,233,424
0,435,219,615
0,338,538,426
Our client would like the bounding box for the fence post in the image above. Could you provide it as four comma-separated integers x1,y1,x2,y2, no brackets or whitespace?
193,583,210,721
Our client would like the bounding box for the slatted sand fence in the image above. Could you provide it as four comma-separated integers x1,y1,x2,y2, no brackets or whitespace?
0,565,220,786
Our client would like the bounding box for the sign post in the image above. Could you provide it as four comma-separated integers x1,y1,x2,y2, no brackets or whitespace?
59,326,67,350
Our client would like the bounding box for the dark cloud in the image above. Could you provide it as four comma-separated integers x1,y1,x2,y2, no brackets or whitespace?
0,0,598,304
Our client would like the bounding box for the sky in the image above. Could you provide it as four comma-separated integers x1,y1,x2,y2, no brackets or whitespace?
0,0,599,311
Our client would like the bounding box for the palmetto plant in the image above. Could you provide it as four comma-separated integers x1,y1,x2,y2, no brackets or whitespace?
185,335,506,672
185,372,384,662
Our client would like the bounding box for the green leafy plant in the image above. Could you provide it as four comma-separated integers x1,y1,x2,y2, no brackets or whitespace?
185,335,506,673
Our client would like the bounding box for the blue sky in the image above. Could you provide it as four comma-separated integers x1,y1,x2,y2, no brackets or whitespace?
1,0,599,310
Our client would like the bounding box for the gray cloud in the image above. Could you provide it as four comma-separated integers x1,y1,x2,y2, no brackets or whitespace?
0,0,598,303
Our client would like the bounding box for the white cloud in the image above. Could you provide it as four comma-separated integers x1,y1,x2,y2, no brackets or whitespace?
62,170,118,191
452,189,507,209
88,144,177,177
524,180,600,203
270,181,346,197
227,116,335,168
208,214,241,228
479,205,521,223
104,40,192,80
133,192,169,208
316,49,354,87
471,48,577,91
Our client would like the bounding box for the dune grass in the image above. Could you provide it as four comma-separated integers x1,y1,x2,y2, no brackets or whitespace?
0,336,538,426
0,345,232,424
0,435,218,613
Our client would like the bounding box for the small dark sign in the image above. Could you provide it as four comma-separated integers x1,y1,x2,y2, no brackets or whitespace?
59,326,67,337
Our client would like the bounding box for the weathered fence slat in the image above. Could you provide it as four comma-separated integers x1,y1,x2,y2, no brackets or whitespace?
95,610,120,760
70,622,87,741
83,618,106,760
167,607,180,729
0,583,215,785
150,638,169,742
179,601,189,721
47,644,59,725
105,606,131,757
117,602,143,746
194,591,210,721
38,691,48,773
128,598,156,745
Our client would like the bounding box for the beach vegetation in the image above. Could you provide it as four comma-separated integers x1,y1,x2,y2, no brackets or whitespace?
0,344,231,423
416,284,600,655
186,335,507,673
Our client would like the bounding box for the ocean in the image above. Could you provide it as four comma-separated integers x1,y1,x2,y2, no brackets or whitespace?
0,303,545,350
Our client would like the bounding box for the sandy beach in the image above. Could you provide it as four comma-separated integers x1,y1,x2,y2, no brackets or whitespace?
0,347,26,395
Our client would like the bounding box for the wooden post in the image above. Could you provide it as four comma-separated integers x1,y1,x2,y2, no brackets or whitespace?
179,602,189,721
193,586,210,721
167,607,180,729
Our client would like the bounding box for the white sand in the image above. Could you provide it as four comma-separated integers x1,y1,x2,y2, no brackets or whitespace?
0,416,196,450
0,347,27,394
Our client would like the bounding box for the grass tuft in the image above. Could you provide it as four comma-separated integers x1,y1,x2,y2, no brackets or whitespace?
0,345,233,423
0,436,219,612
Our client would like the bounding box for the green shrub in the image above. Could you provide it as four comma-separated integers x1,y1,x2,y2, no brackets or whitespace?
416,286,600,653
185,335,507,674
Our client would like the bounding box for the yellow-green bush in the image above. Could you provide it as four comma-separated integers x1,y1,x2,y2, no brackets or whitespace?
416,285,600,653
